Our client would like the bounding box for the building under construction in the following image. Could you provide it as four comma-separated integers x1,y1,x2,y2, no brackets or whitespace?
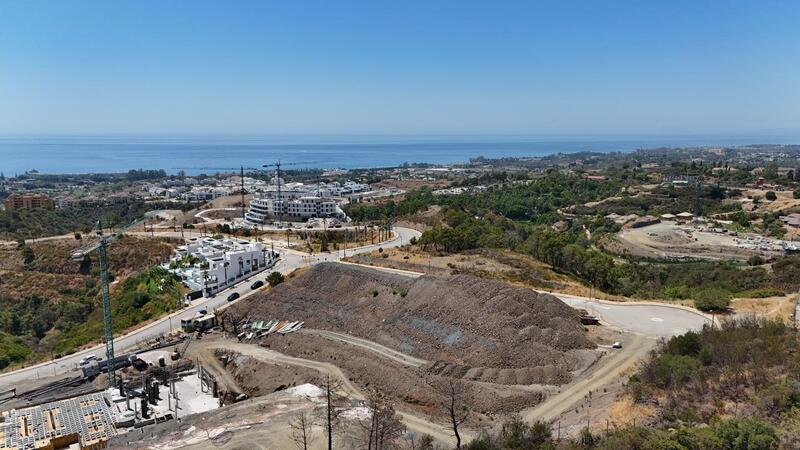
0,393,116,450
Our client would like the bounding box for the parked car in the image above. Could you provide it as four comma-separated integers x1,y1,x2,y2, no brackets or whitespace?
79,354,97,366
198,307,208,315
612,341,623,349
227,292,240,302
251,280,265,289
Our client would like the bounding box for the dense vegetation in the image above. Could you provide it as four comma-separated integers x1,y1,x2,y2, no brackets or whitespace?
0,200,196,239
574,183,743,217
54,267,183,354
624,317,800,449
0,237,178,368
464,415,778,450
346,172,800,303
0,332,32,370
462,319,799,449
347,173,623,224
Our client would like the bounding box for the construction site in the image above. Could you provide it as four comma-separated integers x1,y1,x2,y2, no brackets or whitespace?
613,220,800,261
0,263,611,448
0,332,231,449
84,262,637,449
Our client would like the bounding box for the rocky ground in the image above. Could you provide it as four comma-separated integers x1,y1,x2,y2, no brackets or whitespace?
214,263,604,422
223,263,597,386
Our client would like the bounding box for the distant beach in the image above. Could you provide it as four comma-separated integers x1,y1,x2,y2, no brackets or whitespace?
1,134,797,175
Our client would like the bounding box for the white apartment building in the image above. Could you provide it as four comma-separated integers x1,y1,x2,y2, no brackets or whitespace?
184,187,229,202
245,195,344,225
165,236,278,296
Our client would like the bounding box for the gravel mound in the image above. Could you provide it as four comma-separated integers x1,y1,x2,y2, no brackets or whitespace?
225,263,595,385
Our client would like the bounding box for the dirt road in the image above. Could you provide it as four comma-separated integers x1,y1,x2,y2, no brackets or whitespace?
189,342,243,394
298,329,428,367
521,334,655,424
204,340,457,445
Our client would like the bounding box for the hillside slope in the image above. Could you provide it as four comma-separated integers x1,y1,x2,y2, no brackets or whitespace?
225,263,595,385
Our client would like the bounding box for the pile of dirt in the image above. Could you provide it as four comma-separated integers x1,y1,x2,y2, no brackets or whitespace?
224,263,595,385
217,350,324,398
257,333,547,416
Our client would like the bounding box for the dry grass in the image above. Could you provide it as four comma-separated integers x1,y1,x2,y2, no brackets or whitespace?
347,245,642,301
607,394,658,428
731,294,796,322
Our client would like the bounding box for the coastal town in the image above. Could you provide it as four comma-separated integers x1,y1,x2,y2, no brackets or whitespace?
3,1,800,448
1,144,800,448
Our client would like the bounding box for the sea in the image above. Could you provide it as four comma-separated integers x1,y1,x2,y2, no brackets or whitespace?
0,134,797,176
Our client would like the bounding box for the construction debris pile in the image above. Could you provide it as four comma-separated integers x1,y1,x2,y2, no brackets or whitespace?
236,318,304,341
224,263,596,386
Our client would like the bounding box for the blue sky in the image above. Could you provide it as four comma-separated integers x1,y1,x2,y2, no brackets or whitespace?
1,0,798,135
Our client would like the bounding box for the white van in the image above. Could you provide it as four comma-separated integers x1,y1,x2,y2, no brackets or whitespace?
79,354,97,366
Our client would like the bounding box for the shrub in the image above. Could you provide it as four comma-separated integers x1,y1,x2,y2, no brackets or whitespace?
765,191,777,201
693,287,731,312
666,331,702,357
713,417,777,450
643,354,700,388
759,380,800,416
266,271,285,287
737,288,785,298
0,332,31,370
747,255,764,266
21,246,35,266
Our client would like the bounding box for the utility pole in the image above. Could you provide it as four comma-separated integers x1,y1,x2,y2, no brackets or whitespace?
694,178,703,219
275,161,283,227
240,166,246,221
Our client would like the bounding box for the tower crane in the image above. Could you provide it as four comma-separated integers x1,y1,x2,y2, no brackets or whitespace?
262,161,302,226
182,162,309,226
70,219,142,387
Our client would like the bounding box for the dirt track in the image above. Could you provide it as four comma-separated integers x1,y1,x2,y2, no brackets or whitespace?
521,334,654,425
298,328,428,367
224,263,597,386
204,340,458,445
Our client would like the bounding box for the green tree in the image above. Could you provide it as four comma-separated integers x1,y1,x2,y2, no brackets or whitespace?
267,271,285,287
21,245,35,266
713,417,777,450
693,287,731,312
0,332,31,369
765,191,777,201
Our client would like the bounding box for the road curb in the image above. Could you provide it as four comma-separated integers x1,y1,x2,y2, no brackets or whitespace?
545,290,714,322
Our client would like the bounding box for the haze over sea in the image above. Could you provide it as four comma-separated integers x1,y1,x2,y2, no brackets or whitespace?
1,134,798,176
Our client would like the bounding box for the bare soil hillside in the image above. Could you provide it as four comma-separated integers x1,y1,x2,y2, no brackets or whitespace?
223,263,596,386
